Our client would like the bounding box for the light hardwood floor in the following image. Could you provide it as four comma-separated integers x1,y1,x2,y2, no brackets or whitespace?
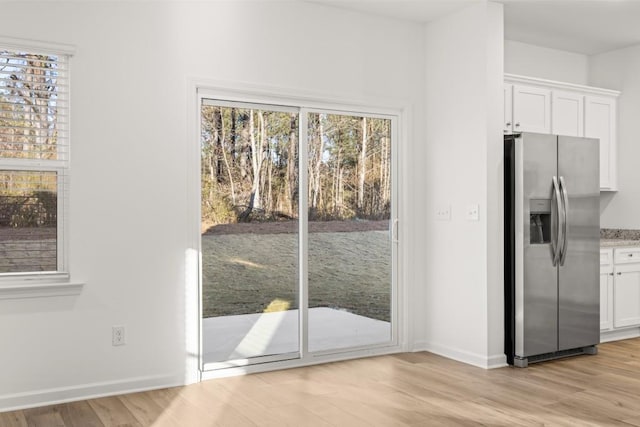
4,338,640,426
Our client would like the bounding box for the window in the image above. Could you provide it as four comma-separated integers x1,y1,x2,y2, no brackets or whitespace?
0,43,70,278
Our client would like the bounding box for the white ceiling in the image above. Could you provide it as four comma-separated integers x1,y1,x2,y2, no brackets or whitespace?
313,0,481,23
503,1,640,55
308,0,640,55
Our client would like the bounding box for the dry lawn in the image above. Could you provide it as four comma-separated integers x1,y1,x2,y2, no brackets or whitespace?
201,220,391,322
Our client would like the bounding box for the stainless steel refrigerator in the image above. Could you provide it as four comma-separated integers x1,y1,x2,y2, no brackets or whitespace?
504,132,600,367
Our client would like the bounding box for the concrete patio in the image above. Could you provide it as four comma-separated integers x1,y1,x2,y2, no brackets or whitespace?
202,307,391,365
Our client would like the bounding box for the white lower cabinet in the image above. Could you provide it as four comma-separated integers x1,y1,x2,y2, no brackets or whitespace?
601,247,640,341
600,249,614,331
613,265,640,328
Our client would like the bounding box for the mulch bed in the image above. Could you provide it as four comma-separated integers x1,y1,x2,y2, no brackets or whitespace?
0,226,56,241
203,219,389,235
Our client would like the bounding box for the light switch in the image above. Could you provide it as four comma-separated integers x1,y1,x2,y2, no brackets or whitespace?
466,204,479,221
436,205,451,221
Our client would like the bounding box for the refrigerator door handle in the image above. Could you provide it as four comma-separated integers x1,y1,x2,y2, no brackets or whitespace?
551,176,563,266
559,176,569,266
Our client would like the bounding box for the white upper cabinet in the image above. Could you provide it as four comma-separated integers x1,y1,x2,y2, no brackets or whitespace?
512,85,551,133
552,91,584,137
585,96,617,191
504,74,620,191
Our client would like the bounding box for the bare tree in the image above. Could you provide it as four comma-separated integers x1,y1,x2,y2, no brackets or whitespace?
200,107,391,225
308,114,325,215
218,109,236,205
285,113,297,217
357,117,367,213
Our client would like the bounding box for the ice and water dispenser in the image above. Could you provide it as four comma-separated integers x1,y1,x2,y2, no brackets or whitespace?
529,199,551,244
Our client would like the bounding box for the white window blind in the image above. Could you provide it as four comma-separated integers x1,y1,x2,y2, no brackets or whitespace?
0,45,69,276
0,49,68,163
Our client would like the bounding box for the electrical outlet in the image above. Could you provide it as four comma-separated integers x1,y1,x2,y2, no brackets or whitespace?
112,325,125,346
435,205,451,221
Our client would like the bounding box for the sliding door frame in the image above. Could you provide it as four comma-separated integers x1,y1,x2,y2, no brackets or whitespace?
200,98,302,371
301,106,400,358
189,81,407,381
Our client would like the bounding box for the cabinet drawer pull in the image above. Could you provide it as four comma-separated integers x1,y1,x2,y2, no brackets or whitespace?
617,272,622,275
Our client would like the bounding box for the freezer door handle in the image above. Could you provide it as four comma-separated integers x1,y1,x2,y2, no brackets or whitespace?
559,176,569,266
551,176,563,266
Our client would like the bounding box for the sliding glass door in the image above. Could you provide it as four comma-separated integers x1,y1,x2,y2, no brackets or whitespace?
200,101,300,367
307,112,393,352
200,97,397,369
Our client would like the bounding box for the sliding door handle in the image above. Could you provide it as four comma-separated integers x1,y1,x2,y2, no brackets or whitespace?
391,218,399,243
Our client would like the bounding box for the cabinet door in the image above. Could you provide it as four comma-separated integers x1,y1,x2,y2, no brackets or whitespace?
613,264,640,328
600,271,614,331
513,85,551,133
552,91,584,137
585,96,617,190
600,249,614,331
504,84,513,134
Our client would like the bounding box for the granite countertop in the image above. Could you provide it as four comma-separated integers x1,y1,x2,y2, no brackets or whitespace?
600,229,640,248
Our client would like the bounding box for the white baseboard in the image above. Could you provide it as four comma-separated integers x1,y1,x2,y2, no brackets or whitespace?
601,327,640,343
0,373,184,413
486,353,508,369
412,340,507,369
411,340,429,352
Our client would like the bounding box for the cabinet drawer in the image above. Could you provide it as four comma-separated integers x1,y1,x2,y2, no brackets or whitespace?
614,248,640,264
601,249,613,265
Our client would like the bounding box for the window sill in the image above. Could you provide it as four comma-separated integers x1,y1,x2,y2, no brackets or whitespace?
0,281,84,299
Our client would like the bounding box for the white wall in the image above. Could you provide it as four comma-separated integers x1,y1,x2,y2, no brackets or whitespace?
485,2,506,368
0,1,425,410
590,44,640,229
422,2,505,368
505,40,589,85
